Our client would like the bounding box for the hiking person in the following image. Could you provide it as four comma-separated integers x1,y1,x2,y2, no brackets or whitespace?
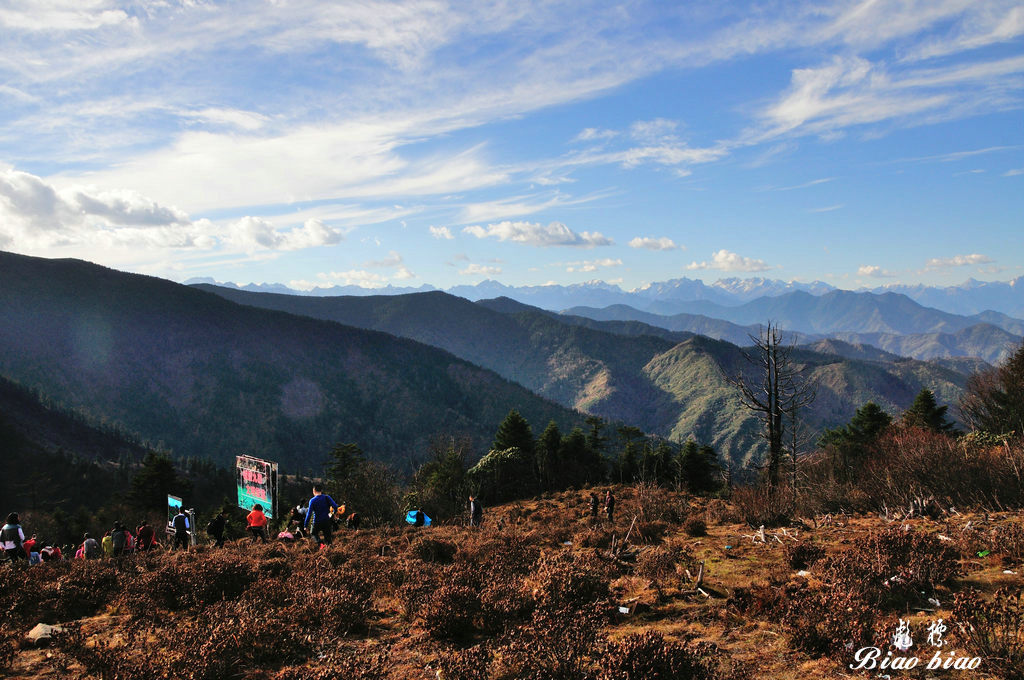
604,490,615,522
207,510,227,548
589,492,599,519
1,513,27,565
246,504,269,543
111,522,129,557
469,496,483,527
346,512,361,531
82,533,100,559
101,531,113,557
136,521,155,551
413,508,425,527
40,544,62,562
304,485,338,548
172,508,191,550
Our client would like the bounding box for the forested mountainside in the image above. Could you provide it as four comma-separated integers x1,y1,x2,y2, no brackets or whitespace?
0,252,578,472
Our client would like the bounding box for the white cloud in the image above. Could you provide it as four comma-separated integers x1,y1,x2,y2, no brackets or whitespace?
429,225,454,239
225,217,343,252
808,204,844,213
393,266,416,280
687,249,772,272
1005,168,1024,176
628,236,679,251
460,263,502,276
857,264,896,278
462,221,612,248
925,253,993,268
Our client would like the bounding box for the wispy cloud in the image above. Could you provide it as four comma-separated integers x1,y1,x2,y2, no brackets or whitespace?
429,225,454,239
808,204,844,213
687,249,772,272
462,221,612,248
762,177,835,191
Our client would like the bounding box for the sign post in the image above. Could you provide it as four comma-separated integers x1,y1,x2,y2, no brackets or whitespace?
236,455,279,519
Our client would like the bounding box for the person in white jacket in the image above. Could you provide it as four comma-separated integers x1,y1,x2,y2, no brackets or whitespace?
1,512,27,564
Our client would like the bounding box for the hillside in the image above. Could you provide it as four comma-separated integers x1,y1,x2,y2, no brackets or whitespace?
0,375,140,512
197,284,976,468
0,252,578,471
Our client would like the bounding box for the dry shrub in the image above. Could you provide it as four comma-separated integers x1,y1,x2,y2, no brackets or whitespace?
784,541,825,570
684,517,707,537
820,526,960,606
272,649,390,680
571,526,613,549
419,583,482,641
409,536,457,563
527,552,612,613
634,483,687,523
702,498,739,525
953,588,1024,680
994,521,1024,565
0,626,17,673
632,520,669,543
731,484,790,528
456,530,540,576
48,560,119,621
479,575,534,631
634,544,694,590
489,609,604,680
594,632,717,680
784,584,877,657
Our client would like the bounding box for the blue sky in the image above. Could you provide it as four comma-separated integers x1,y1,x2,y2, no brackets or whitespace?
0,1,1021,291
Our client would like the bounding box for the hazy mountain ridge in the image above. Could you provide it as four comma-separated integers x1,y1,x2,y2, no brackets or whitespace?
187,275,1024,318
565,297,1023,364
0,252,578,471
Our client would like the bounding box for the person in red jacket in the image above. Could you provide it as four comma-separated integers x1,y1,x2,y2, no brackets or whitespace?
136,521,156,551
246,505,269,543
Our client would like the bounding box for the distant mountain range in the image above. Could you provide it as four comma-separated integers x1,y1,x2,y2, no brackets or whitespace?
187,274,1024,318
0,252,577,472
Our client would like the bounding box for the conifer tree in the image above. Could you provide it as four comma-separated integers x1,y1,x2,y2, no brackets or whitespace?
492,409,535,454
902,388,958,434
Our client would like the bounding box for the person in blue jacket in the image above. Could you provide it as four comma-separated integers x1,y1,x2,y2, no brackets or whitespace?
304,485,338,548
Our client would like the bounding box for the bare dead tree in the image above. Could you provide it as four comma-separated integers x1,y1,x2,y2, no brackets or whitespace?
727,322,817,488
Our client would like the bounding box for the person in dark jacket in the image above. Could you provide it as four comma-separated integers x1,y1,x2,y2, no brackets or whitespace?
588,492,599,519
172,509,190,550
207,511,227,548
604,490,615,523
469,496,483,527
304,486,338,548
111,522,129,556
